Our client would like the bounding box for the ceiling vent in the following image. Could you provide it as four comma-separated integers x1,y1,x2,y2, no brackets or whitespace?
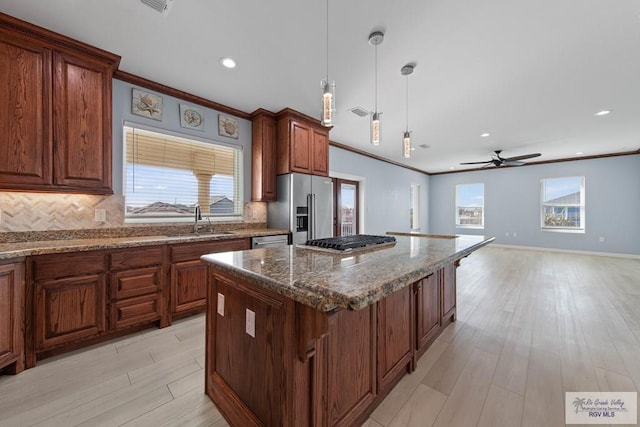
349,106,370,117
419,144,430,149
141,0,173,14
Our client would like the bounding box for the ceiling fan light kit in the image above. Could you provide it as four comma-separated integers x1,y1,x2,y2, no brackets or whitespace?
460,150,542,168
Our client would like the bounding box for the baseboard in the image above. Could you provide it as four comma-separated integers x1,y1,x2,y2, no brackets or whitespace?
488,243,640,259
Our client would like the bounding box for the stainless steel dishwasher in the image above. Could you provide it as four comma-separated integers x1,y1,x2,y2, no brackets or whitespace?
251,234,289,249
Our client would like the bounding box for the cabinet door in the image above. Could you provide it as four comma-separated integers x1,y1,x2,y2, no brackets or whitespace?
251,114,277,202
377,285,413,391
52,51,112,193
441,263,456,322
0,33,52,188
35,274,106,350
171,260,207,315
311,128,329,176
416,273,441,354
327,306,377,427
0,262,25,373
290,120,312,173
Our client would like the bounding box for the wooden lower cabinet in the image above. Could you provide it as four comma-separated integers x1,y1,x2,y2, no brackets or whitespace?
35,273,107,351
170,239,249,320
416,272,441,357
109,246,165,330
442,262,457,322
206,262,459,427
0,259,25,374
377,285,414,391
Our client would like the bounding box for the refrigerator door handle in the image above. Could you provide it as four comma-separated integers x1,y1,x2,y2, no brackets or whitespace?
312,193,317,240
307,193,313,241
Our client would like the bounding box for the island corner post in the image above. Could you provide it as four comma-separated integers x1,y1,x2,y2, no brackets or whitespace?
202,234,493,426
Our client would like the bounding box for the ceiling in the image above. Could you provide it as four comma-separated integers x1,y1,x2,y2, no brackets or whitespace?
2,0,639,173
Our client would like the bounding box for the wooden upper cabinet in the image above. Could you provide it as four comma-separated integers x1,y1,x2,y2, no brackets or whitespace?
276,108,330,177
0,12,120,194
0,31,52,187
53,52,113,192
250,109,277,201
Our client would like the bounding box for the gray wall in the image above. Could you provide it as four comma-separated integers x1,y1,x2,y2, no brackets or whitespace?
329,145,430,235
429,154,640,255
111,79,252,202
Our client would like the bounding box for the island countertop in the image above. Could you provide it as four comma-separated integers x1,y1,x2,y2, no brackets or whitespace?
201,234,494,311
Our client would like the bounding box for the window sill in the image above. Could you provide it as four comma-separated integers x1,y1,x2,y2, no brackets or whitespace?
456,225,484,230
541,228,585,234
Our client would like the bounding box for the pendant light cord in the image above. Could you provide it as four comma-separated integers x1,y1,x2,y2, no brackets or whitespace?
406,74,409,132
326,0,329,81
374,44,378,112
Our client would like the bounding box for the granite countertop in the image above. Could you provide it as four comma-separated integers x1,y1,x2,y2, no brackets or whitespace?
0,228,289,260
201,234,494,312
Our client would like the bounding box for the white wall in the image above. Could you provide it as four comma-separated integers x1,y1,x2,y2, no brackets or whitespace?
329,145,430,235
429,154,640,255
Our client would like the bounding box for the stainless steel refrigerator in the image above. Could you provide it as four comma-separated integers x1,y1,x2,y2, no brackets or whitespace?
267,173,334,245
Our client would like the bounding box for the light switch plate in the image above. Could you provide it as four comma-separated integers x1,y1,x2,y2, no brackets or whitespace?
217,293,225,316
246,309,255,337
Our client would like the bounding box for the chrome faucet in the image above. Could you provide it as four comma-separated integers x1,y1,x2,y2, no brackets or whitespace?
194,204,202,233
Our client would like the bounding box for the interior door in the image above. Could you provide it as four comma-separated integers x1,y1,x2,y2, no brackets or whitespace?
333,179,359,236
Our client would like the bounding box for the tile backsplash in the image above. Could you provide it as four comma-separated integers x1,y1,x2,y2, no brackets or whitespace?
0,192,266,232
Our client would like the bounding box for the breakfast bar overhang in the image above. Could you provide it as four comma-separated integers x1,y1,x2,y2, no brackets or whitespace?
201,234,494,426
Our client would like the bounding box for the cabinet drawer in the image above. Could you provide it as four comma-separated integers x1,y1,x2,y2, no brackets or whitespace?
110,293,161,330
32,252,106,281
110,247,163,270
170,239,249,262
110,266,162,300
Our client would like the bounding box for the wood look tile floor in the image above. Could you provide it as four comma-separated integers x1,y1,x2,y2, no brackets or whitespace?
1,246,639,427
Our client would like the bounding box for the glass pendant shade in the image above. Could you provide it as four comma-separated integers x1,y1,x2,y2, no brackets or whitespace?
321,80,335,127
371,112,381,145
403,131,411,158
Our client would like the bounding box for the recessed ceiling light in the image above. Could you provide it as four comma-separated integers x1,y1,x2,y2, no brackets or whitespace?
220,57,236,69
449,166,455,170
480,133,490,138
594,110,611,116
576,151,584,155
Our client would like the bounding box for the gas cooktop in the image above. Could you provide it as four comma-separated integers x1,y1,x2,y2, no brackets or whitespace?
303,235,396,252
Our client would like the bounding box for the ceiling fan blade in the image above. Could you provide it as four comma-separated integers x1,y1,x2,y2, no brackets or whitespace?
502,153,541,162
503,160,526,166
460,160,492,165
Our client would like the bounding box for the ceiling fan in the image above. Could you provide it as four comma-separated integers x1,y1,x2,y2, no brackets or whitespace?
460,150,542,168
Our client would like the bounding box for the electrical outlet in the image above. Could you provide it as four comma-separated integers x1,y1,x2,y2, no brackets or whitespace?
513,231,518,237
252,210,258,220
217,293,225,316
246,309,255,337
95,208,106,222
505,232,509,237
599,236,605,243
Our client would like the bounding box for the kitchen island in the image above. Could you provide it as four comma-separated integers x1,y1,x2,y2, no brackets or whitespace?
201,234,493,427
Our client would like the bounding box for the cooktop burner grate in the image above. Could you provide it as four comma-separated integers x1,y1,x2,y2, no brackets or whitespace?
304,235,396,251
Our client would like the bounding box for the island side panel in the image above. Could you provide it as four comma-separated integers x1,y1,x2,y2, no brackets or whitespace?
206,268,322,427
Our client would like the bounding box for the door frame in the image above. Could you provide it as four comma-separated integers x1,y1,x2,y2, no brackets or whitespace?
332,178,359,236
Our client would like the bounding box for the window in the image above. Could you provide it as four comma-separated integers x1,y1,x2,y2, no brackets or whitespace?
541,176,584,231
410,183,420,230
124,125,243,221
456,183,484,228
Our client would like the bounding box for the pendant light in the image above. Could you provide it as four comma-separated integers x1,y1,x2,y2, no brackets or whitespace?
369,31,384,145
320,0,335,127
401,64,415,158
